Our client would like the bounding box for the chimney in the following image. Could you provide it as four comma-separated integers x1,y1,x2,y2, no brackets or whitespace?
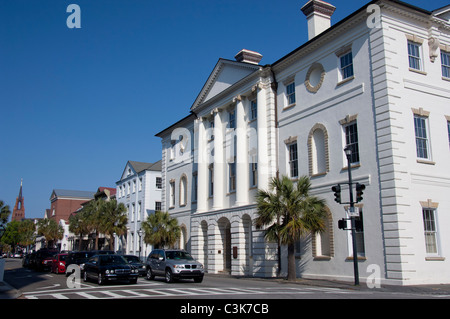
235,49,263,65
301,0,336,40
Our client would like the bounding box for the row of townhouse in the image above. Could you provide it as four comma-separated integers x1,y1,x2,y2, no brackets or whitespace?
49,161,162,258
156,0,450,285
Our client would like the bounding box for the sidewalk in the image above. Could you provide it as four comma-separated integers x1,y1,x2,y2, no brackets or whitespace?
0,281,21,299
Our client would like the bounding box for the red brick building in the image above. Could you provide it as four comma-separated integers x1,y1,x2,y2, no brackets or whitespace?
49,189,95,224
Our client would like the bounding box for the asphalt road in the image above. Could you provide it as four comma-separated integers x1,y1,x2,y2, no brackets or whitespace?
4,258,450,301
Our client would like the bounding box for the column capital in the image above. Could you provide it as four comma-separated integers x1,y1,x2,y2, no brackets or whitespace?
232,95,242,103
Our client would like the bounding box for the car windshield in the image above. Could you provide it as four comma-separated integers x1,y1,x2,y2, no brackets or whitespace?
59,255,67,261
166,251,194,260
124,256,140,263
99,255,127,266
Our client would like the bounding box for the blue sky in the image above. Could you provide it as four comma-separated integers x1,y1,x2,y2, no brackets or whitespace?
1,0,448,219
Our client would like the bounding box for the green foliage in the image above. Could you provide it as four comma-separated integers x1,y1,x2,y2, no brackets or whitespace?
141,210,180,249
255,175,327,280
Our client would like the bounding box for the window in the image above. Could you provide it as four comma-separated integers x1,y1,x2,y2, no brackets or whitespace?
229,159,236,192
408,41,422,71
209,120,215,140
127,182,130,195
169,181,175,207
137,201,141,221
132,179,136,193
354,210,365,257
139,178,142,191
286,82,296,105
423,208,438,255
447,121,450,149
192,173,198,202
250,156,258,188
250,99,257,121
229,110,236,129
131,203,135,222
340,52,354,80
345,122,360,164
156,177,162,189
414,115,430,159
288,143,298,178
441,51,450,78
155,201,162,212
209,164,214,197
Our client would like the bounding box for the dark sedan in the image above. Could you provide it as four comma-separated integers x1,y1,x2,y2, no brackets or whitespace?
122,255,146,276
83,255,139,285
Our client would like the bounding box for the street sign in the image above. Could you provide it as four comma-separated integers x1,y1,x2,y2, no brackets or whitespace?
346,206,359,217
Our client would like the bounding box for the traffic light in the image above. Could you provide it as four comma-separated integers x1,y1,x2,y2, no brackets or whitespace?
332,184,341,203
338,218,348,230
355,183,366,202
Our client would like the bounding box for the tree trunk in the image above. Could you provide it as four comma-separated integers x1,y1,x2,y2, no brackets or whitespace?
95,231,99,250
79,234,83,251
287,242,296,281
277,239,281,277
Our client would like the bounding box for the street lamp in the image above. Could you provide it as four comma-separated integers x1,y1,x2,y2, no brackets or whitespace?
138,229,143,261
344,145,360,286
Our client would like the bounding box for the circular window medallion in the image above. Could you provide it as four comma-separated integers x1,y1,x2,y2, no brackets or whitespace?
305,63,325,93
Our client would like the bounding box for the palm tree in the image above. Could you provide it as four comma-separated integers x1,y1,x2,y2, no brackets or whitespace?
0,200,11,225
98,199,127,251
81,200,102,250
69,209,91,250
255,175,327,281
37,218,64,248
141,211,180,249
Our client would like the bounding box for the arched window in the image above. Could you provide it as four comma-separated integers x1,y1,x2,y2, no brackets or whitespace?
179,175,188,206
313,207,334,259
308,124,329,176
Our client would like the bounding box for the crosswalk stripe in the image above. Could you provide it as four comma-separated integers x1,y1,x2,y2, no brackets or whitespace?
75,292,99,299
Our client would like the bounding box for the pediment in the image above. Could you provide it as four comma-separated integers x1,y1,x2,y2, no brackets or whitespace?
191,59,260,111
119,162,137,181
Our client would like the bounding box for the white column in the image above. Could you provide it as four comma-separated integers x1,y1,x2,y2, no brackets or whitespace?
235,95,249,206
213,108,225,210
256,83,269,192
196,118,208,213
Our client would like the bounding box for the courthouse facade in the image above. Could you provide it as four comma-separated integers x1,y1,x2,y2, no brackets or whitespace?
157,0,450,285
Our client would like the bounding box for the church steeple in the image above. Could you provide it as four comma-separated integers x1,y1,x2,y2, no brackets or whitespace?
12,179,25,221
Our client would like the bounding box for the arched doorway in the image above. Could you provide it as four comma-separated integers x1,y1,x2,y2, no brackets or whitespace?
218,217,231,273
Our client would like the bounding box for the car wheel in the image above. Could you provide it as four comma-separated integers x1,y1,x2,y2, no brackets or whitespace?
194,276,203,283
97,274,104,285
146,268,155,280
165,268,173,283
130,278,137,284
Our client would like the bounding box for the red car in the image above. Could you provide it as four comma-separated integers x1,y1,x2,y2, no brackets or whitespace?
51,253,68,274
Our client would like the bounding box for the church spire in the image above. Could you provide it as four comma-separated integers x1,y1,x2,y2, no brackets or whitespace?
12,179,25,221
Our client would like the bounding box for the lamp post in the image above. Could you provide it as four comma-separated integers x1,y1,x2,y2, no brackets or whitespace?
344,145,360,286
138,229,143,261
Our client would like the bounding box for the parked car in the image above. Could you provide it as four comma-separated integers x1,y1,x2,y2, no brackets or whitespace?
122,255,146,276
65,250,115,276
51,253,68,274
35,249,58,271
65,251,96,275
83,254,139,285
145,249,204,283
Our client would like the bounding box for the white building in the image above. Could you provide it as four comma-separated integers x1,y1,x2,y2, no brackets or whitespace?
116,160,162,259
157,0,450,285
